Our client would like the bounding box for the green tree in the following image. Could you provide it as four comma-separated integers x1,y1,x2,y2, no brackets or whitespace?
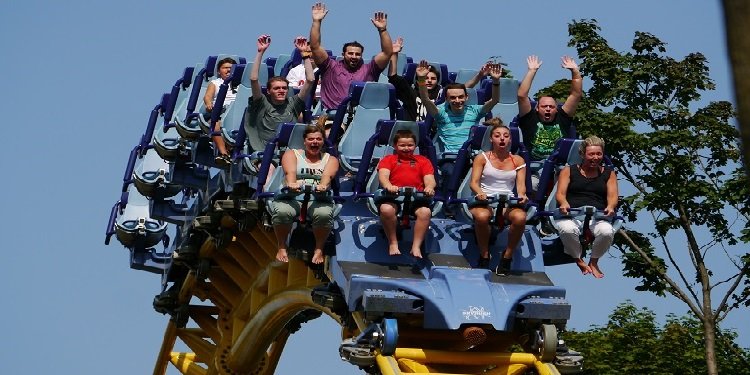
540,20,750,374
563,302,750,375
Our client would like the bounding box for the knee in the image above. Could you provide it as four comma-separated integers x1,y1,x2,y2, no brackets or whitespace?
472,209,491,225
311,206,334,227
557,220,579,235
509,210,526,226
379,203,397,218
415,207,431,220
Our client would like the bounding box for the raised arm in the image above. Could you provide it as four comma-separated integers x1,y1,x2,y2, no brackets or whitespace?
370,11,393,70
480,63,503,114
464,62,490,89
295,36,316,99
251,34,271,100
388,36,403,77
604,170,619,216
309,2,330,66
518,55,542,117
555,166,571,215
416,60,439,117
560,56,583,117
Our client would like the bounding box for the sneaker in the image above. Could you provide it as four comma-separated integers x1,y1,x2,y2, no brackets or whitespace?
538,217,557,237
214,154,231,168
477,257,490,269
495,257,512,276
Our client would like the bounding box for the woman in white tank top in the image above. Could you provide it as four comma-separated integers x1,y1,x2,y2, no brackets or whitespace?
468,121,528,274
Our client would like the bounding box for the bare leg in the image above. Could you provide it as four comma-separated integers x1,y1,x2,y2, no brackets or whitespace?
471,207,492,259
502,208,526,260
589,257,604,278
213,121,228,156
575,258,592,275
410,207,432,258
273,223,292,262
311,226,330,264
380,203,401,255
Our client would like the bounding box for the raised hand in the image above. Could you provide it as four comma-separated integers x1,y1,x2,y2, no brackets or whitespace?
392,36,404,54
311,2,328,21
478,62,491,76
371,11,388,30
527,55,542,71
293,36,308,52
561,55,579,71
488,63,503,80
416,60,430,78
257,34,271,53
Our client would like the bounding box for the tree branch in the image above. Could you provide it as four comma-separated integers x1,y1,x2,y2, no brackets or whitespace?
618,229,705,318
715,262,750,321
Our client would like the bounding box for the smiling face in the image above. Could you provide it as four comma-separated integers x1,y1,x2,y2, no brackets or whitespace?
445,87,467,112
536,96,558,123
343,46,363,69
394,136,417,157
582,145,604,168
217,62,233,80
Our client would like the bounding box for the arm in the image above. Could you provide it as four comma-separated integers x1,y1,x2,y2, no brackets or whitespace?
423,174,436,196
317,155,339,191
469,154,487,200
560,56,583,117
480,63,502,114
378,168,398,193
388,36,403,77
370,11,393,70
309,2,330,66
251,35,271,100
295,36,316,99
604,170,619,216
518,55,542,117
514,155,528,204
281,149,300,191
464,62,490,89
203,83,216,112
416,60,439,117
555,166,571,214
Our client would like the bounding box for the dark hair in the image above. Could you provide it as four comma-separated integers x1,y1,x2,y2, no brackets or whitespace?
342,41,364,54
444,83,468,97
413,65,442,100
266,76,289,89
217,57,237,68
304,124,325,138
392,129,417,145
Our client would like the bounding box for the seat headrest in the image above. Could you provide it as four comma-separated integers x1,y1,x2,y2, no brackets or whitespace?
350,82,392,109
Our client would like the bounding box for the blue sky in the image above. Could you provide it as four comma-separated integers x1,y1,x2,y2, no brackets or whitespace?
0,0,744,374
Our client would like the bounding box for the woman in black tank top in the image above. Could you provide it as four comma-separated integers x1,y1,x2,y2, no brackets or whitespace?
555,136,619,278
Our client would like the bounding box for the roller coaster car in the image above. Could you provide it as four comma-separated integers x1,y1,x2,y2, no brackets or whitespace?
319,118,573,367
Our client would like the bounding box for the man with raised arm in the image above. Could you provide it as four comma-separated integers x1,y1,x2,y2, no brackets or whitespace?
517,55,583,162
244,35,314,153
309,2,393,111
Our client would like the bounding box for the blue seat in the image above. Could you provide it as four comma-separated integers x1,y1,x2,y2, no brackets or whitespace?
348,120,442,216
403,62,450,87
269,54,291,76
331,81,398,173
533,138,586,208
164,65,200,129
446,126,535,221
174,54,245,140
453,68,479,84
483,78,520,124
256,123,342,219
110,186,167,249
133,147,181,199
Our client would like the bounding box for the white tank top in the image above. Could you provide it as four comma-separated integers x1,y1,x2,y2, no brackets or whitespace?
479,152,525,196
293,149,329,185
211,77,237,107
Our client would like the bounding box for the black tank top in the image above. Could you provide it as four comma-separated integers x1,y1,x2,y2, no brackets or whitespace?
565,164,611,210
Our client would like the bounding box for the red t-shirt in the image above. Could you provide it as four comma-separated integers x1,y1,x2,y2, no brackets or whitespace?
377,154,435,191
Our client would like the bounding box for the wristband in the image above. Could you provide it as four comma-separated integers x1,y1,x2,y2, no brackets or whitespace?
492,83,500,86
377,27,387,32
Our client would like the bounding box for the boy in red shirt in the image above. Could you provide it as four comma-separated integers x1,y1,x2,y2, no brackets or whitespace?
377,130,437,258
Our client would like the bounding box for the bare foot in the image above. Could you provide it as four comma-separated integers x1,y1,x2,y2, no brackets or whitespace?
410,249,422,259
589,261,604,278
388,244,402,256
312,249,325,264
575,258,591,275
276,248,289,262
